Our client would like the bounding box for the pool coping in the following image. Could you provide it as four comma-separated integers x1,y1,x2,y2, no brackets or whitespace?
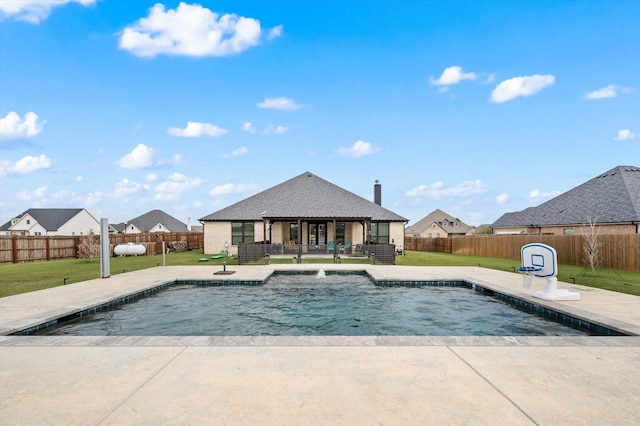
1,265,639,343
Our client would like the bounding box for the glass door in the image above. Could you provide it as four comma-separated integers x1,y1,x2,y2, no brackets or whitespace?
308,222,327,252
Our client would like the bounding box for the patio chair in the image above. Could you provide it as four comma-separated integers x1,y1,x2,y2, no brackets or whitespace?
339,241,352,254
328,241,335,253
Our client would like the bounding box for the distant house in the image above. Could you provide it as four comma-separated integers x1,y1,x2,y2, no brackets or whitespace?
0,208,101,236
491,165,640,235
199,172,408,255
114,209,189,234
405,209,475,238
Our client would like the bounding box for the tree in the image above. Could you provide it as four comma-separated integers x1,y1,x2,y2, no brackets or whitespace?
583,217,600,275
78,229,100,260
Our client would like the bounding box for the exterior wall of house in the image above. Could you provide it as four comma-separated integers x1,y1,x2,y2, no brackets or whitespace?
203,222,232,254
9,210,101,236
55,210,101,236
416,223,448,238
203,220,266,255
124,224,142,234
204,220,408,254
148,223,170,233
268,222,284,243
389,222,405,248
493,223,638,235
346,222,362,244
7,214,47,236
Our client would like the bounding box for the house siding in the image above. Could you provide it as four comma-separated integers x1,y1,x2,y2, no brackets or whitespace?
203,221,264,255
55,210,101,236
493,223,638,235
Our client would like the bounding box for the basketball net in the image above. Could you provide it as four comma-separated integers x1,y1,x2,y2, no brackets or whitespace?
517,266,540,289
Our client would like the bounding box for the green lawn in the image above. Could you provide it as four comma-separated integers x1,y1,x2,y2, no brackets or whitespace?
1,250,638,298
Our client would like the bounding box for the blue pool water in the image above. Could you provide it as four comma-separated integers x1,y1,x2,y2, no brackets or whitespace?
34,273,592,336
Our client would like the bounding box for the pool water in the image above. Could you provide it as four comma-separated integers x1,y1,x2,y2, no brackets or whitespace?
35,273,592,337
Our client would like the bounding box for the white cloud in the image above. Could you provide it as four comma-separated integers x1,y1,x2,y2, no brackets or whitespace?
224,146,248,158
116,144,155,169
209,182,261,196
337,140,378,158
529,188,561,200
17,186,47,201
263,124,289,135
496,193,509,204
489,74,555,103
85,191,102,206
0,0,95,24
242,121,256,133
154,172,204,202
429,66,477,86
0,111,45,140
257,97,300,111
614,129,636,141
16,186,77,206
267,25,283,40
114,178,145,196
146,173,158,182
75,176,84,182
584,84,618,100
584,85,633,100
167,121,228,138
0,154,53,177
119,3,268,58
405,180,488,199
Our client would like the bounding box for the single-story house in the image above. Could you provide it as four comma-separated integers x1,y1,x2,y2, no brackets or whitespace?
199,172,408,255
113,209,190,234
491,165,640,235
0,208,101,236
405,209,475,238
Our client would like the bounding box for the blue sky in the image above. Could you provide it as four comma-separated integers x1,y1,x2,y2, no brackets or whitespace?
1,0,638,227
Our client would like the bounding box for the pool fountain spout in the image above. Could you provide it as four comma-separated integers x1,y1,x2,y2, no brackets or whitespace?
317,269,326,278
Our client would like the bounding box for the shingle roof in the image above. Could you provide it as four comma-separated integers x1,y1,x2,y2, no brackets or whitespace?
405,209,474,235
492,165,640,227
127,209,189,232
0,208,84,231
199,172,408,222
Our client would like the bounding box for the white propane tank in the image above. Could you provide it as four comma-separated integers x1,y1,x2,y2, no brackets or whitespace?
114,242,146,256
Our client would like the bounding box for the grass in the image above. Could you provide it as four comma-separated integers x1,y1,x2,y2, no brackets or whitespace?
1,250,638,298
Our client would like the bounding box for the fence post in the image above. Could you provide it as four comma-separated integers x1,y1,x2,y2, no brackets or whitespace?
12,235,17,263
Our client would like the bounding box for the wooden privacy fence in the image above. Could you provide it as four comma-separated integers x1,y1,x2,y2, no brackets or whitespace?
405,234,639,272
0,232,203,264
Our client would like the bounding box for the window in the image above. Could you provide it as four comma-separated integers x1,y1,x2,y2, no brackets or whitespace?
370,222,390,243
26,220,31,224
289,222,298,243
335,222,345,244
436,233,441,238
232,222,255,245
428,233,432,238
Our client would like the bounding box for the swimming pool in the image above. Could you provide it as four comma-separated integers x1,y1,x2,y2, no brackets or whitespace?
33,272,601,337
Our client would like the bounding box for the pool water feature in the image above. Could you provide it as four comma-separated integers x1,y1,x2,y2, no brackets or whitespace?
33,272,599,337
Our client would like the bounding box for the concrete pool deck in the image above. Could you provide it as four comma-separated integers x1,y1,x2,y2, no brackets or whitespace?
1,264,639,424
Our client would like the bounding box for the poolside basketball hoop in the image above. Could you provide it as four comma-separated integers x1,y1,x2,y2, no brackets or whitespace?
519,243,580,301
517,266,541,289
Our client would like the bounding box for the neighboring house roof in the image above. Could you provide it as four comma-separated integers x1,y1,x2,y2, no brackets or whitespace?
110,223,127,233
126,209,189,232
405,209,474,235
492,165,640,228
0,208,86,231
200,172,408,222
